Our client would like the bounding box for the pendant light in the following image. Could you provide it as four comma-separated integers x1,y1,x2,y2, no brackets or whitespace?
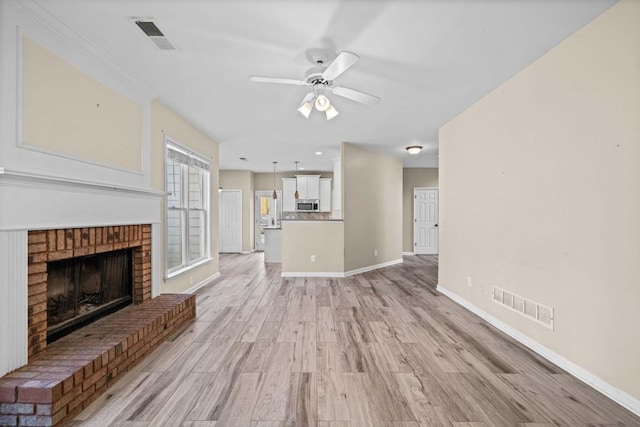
272,161,278,199
294,161,299,200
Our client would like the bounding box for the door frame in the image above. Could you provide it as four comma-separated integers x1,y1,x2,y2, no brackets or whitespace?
255,190,282,251
413,187,439,255
219,189,242,253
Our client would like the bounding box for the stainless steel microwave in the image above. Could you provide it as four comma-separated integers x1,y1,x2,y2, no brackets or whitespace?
296,199,319,212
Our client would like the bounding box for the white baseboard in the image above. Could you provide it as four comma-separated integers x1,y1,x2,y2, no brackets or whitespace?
183,272,221,294
402,252,415,256
242,250,256,254
344,258,403,277
281,272,345,278
281,258,404,278
436,284,640,417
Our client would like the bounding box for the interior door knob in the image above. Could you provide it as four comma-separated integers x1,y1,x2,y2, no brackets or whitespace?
435,224,438,227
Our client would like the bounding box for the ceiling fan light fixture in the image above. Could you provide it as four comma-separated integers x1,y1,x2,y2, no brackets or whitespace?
315,94,331,112
297,93,315,118
406,145,423,155
325,104,339,120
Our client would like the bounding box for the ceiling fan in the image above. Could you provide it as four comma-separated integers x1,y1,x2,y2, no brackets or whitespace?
249,51,380,120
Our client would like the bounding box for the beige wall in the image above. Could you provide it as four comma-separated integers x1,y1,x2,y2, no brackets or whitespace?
151,100,219,293
439,0,640,401
343,143,403,272
281,221,344,273
403,168,439,252
220,170,255,252
22,38,143,172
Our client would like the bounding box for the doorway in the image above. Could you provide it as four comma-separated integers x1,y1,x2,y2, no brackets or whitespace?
255,191,282,251
219,189,242,253
414,187,438,254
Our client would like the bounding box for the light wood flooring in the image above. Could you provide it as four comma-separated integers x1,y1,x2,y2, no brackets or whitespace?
72,253,640,426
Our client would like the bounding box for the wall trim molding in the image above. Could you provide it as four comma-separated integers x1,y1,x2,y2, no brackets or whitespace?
402,252,415,256
0,167,165,197
183,272,221,295
281,258,404,278
436,284,640,417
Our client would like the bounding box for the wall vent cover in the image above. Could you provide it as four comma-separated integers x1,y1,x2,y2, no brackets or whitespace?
132,19,178,51
492,286,554,329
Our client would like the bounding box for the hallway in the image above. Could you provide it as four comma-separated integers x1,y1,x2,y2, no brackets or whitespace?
72,253,639,426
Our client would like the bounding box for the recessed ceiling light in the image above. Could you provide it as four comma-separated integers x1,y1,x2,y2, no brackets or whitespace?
299,167,305,170
315,151,323,155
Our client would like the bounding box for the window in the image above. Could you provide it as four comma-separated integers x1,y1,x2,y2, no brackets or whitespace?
166,140,210,275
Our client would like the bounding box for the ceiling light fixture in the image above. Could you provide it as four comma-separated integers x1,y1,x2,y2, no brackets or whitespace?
315,94,330,112
297,92,339,120
406,145,423,155
297,93,315,118
315,151,323,156
272,161,278,199
325,105,339,120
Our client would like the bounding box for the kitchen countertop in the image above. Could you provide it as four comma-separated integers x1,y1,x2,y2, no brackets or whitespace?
280,219,343,222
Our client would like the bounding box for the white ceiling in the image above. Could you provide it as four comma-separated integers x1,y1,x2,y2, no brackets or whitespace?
28,0,615,173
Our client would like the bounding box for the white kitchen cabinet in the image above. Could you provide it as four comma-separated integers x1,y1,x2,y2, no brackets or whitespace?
319,178,332,212
296,175,320,200
282,178,296,212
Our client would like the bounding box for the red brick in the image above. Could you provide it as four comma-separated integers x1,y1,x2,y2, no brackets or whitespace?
28,232,47,244
17,380,62,404
47,250,72,262
28,243,47,253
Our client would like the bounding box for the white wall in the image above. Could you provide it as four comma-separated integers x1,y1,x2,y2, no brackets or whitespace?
439,0,640,407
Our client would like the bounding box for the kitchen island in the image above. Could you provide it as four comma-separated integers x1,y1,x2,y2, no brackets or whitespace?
263,227,282,262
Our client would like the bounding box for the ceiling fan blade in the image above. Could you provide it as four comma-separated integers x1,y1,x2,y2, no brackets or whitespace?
331,86,380,105
322,51,359,81
249,76,307,86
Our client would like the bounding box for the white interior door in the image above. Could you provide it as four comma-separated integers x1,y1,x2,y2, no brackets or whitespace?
219,190,242,253
255,191,281,251
414,188,438,254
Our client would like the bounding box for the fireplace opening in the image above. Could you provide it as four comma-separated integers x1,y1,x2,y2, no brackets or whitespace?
46,248,133,343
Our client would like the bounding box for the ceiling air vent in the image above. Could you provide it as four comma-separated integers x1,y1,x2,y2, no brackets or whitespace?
133,19,178,51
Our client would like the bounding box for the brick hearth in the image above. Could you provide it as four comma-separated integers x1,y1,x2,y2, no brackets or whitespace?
0,294,195,426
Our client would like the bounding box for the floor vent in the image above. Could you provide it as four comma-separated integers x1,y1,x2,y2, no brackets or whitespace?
492,286,554,329
132,18,178,51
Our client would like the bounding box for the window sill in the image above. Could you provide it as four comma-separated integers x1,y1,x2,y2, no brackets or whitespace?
166,257,212,280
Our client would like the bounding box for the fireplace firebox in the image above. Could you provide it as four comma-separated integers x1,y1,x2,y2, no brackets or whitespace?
46,248,133,343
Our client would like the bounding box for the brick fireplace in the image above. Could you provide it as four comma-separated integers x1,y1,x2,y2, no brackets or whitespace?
0,222,197,426
27,225,152,360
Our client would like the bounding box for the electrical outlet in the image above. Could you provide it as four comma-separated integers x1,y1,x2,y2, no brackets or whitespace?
467,276,472,288
374,249,378,257
311,255,316,262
